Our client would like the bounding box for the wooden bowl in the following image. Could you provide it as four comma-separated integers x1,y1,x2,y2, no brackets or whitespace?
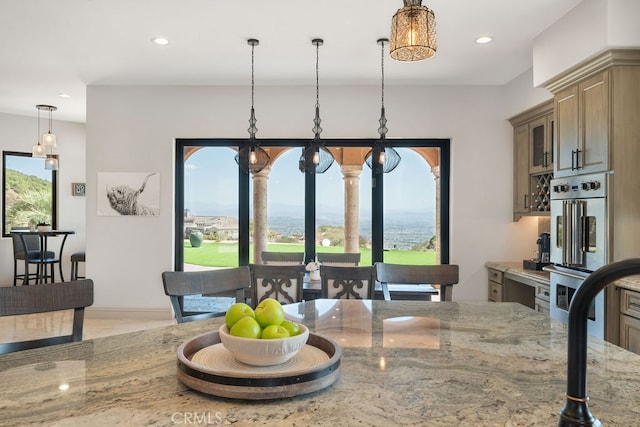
218,324,309,366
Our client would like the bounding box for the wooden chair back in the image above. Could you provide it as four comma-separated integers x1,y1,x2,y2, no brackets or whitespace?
0,279,94,354
162,267,251,323
260,251,304,265
320,265,374,299
317,252,361,267
249,264,305,307
374,263,459,301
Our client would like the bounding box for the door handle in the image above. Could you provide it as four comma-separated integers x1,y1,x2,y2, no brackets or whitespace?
575,149,582,170
571,150,577,170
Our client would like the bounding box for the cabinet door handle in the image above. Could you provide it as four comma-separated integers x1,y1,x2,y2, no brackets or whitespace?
571,150,576,170
575,149,582,170
524,194,529,209
543,151,549,168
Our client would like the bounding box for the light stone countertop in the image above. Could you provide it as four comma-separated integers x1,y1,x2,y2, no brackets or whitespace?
486,261,640,293
1,299,640,426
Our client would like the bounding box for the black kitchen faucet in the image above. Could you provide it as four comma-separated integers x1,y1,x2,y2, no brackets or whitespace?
559,258,640,426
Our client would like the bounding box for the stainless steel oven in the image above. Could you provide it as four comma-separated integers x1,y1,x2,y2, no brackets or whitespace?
546,171,609,339
549,172,608,272
546,265,605,339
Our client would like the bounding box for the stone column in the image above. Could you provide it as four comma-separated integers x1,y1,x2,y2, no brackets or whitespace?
431,165,441,264
342,165,362,254
252,167,270,264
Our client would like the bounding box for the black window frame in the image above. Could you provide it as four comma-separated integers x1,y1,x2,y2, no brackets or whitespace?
174,138,450,269
2,150,58,237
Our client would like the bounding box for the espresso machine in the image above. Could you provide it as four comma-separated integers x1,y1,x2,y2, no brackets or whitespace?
524,232,551,270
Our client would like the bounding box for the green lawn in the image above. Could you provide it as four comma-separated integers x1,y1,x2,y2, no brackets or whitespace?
184,241,436,267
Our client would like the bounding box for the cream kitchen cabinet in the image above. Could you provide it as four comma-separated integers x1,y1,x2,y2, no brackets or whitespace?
553,71,609,178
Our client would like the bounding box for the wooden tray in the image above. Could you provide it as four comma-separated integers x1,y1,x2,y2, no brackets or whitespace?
176,330,341,400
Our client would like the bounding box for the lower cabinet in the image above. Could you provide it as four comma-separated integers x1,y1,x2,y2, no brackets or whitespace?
488,268,503,302
620,288,640,355
486,266,550,315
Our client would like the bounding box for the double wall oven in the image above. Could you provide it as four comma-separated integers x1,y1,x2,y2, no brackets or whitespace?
545,172,609,339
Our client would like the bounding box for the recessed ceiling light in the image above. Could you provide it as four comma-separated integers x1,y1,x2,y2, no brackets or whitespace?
152,37,169,46
58,93,71,98
476,36,493,44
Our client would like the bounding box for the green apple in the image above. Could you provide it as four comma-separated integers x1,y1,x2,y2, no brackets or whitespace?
229,316,262,339
225,303,255,329
254,298,285,328
280,320,301,337
261,324,291,339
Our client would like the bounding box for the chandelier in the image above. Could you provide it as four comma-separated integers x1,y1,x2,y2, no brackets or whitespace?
32,104,59,170
390,0,437,62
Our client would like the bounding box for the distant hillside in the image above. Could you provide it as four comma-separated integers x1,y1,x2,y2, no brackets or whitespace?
5,168,50,195
4,169,52,227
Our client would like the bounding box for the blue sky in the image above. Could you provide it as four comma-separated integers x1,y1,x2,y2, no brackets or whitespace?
6,155,51,181
184,146,435,219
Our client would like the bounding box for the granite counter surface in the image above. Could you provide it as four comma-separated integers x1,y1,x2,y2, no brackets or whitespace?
486,261,640,292
1,300,640,426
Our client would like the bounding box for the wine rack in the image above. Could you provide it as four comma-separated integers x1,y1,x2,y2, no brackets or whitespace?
531,173,552,212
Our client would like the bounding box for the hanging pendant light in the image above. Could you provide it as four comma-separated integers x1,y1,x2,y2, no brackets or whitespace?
44,156,59,170
41,105,57,148
390,0,437,62
366,39,401,174
32,106,46,158
235,38,270,174
299,38,334,174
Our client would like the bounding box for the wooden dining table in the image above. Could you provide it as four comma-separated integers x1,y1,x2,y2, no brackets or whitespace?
11,229,75,284
1,299,639,425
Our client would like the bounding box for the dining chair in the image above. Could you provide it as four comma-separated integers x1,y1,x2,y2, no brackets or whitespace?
317,252,361,267
11,231,59,286
249,264,306,307
161,267,251,324
0,279,94,354
374,263,459,302
320,265,374,299
260,251,305,265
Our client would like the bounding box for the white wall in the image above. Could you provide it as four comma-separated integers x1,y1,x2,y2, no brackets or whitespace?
0,112,86,284
533,0,640,87
85,83,540,317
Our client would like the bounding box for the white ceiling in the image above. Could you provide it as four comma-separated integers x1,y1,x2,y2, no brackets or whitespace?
0,0,582,123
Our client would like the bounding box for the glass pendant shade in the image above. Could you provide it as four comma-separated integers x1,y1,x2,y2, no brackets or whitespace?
42,132,56,147
235,144,270,174
32,142,47,158
390,0,437,62
44,157,59,170
299,145,334,174
365,145,401,173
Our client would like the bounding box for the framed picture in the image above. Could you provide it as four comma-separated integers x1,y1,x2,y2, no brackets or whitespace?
72,182,86,196
97,172,160,216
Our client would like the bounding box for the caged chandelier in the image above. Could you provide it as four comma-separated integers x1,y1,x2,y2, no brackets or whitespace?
390,0,437,62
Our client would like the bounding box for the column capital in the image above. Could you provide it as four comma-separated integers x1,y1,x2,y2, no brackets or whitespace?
341,164,363,178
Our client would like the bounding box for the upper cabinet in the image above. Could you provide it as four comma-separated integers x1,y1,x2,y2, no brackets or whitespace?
509,101,554,221
529,112,554,174
553,71,609,177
